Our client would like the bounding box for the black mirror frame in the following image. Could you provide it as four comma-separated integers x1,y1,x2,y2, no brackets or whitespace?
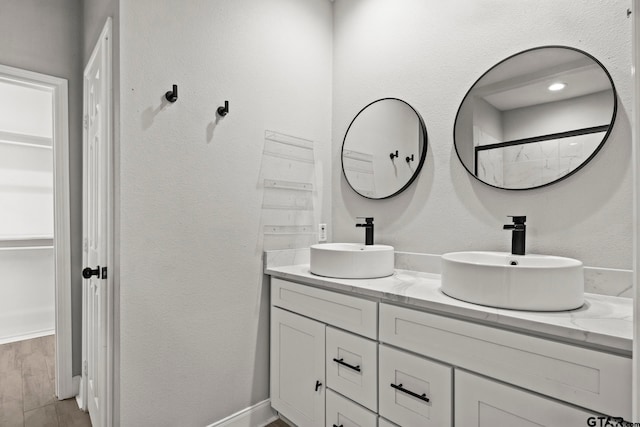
453,45,618,191
342,97,428,199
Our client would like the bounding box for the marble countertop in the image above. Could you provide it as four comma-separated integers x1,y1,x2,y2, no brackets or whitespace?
265,263,633,354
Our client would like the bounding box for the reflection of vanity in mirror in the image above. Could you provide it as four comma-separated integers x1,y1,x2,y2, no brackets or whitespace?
342,98,427,199
454,46,617,190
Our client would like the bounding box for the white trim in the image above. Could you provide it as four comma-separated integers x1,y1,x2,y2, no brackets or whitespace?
633,1,640,421
206,400,278,427
0,246,54,251
0,140,52,150
105,18,115,426
0,329,54,346
0,63,75,400
0,235,54,241
72,375,82,403
52,67,75,401
0,63,67,87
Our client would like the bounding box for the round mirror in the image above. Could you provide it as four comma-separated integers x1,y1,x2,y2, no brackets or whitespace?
342,98,427,199
454,46,617,190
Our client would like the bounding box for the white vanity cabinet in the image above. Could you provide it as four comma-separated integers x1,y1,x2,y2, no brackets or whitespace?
269,277,632,426
379,303,632,420
270,278,378,427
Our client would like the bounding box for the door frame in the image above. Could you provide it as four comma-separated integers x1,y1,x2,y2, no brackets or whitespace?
0,64,73,398
80,17,114,427
633,1,640,421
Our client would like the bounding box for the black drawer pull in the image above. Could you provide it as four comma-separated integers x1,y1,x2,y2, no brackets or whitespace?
333,358,361,372
333,425,343,427
390,383,430,402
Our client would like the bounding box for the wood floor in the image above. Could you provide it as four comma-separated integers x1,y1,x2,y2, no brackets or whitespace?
266,420,289,427
0,335,91,427
0,335,291,426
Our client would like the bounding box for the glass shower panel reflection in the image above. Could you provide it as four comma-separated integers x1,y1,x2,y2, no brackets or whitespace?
476,132,606,189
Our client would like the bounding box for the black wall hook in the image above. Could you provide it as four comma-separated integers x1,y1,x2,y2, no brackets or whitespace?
389,150,398,160
217,100,229,117
406,154,414,163
165,85,178,103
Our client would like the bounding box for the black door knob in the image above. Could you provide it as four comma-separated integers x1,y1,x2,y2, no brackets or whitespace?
82,266,100,279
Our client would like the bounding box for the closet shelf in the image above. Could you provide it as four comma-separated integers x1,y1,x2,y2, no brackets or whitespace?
0,130,52,149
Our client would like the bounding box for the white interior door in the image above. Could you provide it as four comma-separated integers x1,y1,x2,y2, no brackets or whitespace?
82,18,113,427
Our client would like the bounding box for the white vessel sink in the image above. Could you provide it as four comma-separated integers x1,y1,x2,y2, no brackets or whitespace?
441,251,584,311
310,243,394,279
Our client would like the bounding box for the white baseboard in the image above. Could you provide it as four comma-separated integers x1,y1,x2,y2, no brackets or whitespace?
72,375,81,399
207,399,278,427
0,328,54,345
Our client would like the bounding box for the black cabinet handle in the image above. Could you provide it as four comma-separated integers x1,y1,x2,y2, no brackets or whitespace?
333,425,343,427
390,383,430,402
333,358,361,372
315,380,322,391
82,266,100,279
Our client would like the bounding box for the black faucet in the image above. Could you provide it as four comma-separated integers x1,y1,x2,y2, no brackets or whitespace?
356,217,374,245
503,216,526,256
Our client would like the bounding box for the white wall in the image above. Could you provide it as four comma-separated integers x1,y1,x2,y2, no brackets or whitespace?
118,0,332,425
0,247,55,342
332,0,632,269
0,143,53,237
0,81,53,138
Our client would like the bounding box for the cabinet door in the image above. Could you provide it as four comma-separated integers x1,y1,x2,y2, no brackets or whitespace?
271,307,325,427
455,370,598,426
378,345,452,427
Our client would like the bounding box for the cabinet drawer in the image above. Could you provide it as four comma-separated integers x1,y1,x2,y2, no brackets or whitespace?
378,345,452,427
456,370,598,426
380,303,632,420
326,327,377,411
271,278,377,339
326,389,377,427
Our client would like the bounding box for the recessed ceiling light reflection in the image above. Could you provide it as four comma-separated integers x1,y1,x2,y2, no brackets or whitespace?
548,82,567,92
